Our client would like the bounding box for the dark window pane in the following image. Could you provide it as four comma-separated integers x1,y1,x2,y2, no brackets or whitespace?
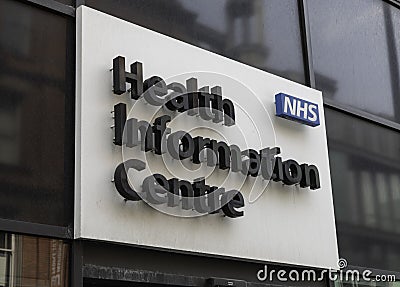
326,108,400,272
85,0,305,84
0,0,73,226
308,0,400,123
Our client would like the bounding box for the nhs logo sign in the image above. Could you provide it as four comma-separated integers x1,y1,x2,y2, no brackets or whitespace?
275,93,320,127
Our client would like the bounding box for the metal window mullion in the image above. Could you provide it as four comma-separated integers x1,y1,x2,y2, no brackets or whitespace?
298,0,315,88
76,0,85,7
0,218,72,239
324,100,400,132
71,241,83,287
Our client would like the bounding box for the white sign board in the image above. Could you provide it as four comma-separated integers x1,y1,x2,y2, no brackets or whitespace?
75,6,339,269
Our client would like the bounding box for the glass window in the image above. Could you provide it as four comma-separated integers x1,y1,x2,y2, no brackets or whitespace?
85,0,306,84
326,108,400,272
0,232,69,287
0,0,73,226
308,0,400,123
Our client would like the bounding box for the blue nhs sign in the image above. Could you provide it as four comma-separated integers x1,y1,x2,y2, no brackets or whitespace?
275,93,320,127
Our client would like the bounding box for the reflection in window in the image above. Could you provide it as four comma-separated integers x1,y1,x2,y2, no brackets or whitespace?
0,232,69,287
0,102,20,166
326,108,400,272
0,4,31,56
308,0,400,123
85,0,305,84
0,0,73,226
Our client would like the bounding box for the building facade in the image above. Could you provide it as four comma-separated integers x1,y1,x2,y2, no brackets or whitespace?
0,0,400,287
